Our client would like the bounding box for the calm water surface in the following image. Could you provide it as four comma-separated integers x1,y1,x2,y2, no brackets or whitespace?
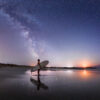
0,67,100,100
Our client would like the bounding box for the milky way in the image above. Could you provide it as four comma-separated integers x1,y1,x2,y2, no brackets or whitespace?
0,0,50,65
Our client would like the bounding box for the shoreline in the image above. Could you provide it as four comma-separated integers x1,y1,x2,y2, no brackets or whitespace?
0,63,99,71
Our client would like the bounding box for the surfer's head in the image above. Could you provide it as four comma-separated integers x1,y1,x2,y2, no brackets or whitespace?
37,59,40,62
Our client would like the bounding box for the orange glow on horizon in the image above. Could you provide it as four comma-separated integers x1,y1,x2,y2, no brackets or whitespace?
30,63,35,66
82,63,88,68
78,60,92,68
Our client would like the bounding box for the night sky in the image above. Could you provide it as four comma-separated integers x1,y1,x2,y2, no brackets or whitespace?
0,0,100,67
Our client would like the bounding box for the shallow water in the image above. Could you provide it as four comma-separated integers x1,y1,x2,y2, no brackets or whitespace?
0,67,100,100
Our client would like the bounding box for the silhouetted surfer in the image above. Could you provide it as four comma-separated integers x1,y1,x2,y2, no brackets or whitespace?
37,59,41,75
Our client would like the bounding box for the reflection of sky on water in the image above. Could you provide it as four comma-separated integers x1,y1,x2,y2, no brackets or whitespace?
0,68,100,100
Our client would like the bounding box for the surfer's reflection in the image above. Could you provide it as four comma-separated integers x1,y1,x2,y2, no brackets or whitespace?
30,74,48,91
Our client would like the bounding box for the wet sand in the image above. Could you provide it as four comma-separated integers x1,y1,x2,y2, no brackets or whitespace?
0,67,100,100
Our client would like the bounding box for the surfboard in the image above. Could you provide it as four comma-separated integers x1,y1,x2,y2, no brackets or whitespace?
31,60,49,72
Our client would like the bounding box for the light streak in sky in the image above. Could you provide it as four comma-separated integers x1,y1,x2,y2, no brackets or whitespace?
21,31,39,59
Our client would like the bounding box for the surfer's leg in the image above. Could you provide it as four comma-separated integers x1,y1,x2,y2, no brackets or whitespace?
38,69,40,76
38,69,39,75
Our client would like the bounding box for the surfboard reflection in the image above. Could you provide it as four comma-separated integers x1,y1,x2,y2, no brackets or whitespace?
30,75,48,91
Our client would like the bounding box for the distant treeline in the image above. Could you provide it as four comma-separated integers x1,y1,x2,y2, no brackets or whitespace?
0,63,32,68
41,67,97,71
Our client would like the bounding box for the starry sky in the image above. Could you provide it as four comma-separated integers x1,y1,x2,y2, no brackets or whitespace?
0,0,100,67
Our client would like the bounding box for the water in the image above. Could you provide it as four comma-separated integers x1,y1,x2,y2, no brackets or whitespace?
0,67,100,100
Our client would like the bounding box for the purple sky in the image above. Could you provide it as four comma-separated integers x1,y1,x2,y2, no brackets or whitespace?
0,0,100,66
